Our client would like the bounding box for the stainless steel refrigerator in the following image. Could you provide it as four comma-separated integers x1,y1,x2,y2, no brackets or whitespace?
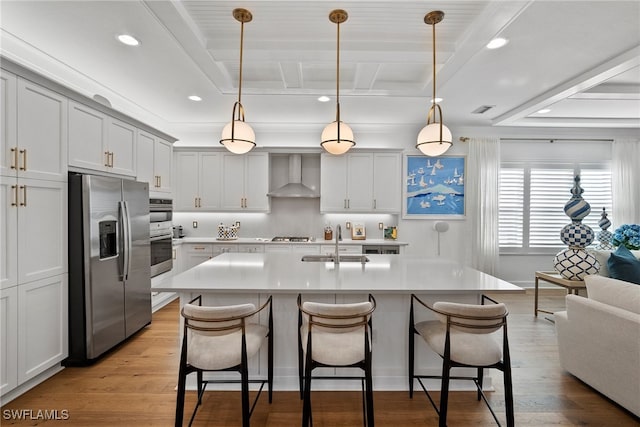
66,173,151,365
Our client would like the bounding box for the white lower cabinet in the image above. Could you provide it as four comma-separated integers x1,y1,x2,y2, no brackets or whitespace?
0,274,68,397
264,245,292,253
237,244,264,253
184,244,213,271
292,244,320,254
212,244,239,256
264,244,320,254
172,244,184,275
17,274,68,383
0,286,18,395
320,245,362,255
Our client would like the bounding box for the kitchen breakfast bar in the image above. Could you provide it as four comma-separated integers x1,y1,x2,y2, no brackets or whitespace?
154,252,524,391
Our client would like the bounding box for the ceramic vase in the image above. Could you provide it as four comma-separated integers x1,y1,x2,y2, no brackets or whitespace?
553,175,600,280
596,207,613,250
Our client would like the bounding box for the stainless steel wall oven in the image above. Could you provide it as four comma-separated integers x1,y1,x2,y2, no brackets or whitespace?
149,198,173,277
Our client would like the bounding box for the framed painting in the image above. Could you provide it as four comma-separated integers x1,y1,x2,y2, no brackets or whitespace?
402,154,466,219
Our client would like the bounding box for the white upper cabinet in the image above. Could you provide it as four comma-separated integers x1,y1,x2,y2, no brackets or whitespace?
0,70,17,178
321,151,401,213
1,72,67,182
69,100,136,176
372,152,401,212
174,151,222,211
107,118,136,177
137,130,172,194
221,152,269,212
346,153,375,210
320,154,348,211
175,151,268,212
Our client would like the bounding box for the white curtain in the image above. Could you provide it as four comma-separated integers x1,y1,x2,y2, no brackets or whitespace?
612,139,640,225
466,137,500,274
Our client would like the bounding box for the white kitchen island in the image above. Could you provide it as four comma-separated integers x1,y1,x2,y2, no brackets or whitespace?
154,252,523,391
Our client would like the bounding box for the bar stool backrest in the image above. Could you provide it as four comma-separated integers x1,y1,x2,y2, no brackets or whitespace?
182,303,257,337
432,302,507,334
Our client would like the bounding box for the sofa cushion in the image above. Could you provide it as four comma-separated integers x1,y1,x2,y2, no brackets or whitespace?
585,275,640,314
588,248,640,278
607,245,640,284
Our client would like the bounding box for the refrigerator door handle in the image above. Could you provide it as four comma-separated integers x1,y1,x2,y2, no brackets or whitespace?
120,200,132,281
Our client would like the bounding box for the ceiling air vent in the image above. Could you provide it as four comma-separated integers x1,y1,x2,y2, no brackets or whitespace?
472,105,494,114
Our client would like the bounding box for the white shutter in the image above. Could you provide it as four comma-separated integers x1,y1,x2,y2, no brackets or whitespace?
499,168,524,247
529,168,574,247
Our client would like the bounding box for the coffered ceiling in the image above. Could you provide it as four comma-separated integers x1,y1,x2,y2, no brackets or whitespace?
1,1,638,144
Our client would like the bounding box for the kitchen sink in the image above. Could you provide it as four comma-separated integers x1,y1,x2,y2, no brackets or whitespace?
301,255,370,263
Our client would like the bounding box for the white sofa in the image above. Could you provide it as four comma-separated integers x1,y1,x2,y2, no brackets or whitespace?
555,275,640,416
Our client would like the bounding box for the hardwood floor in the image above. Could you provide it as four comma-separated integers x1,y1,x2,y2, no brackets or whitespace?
2,290,638,426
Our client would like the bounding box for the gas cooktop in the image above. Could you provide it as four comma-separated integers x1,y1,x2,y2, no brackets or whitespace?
271,236,312,242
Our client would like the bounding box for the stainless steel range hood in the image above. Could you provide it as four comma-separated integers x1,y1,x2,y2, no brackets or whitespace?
268,154,319,198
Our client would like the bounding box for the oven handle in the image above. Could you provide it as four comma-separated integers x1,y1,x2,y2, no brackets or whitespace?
150,234,173,242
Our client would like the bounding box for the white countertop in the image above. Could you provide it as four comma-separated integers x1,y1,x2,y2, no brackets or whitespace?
154,252,523,294
173,237,408,246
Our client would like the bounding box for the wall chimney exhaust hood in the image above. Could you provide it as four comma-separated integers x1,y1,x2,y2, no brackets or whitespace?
268,154,319,198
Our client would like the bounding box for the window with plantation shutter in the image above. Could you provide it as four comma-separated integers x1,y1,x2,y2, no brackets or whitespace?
498,168,524,248
499,162,612,254
529,168,575,247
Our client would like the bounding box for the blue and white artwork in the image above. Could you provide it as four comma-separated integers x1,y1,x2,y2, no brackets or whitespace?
404,155,465,218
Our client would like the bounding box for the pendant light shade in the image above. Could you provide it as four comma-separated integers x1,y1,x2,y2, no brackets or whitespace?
416,122,452,156
220,8,256,154
220,118,256,154
321,9,355,155
416,11,452,157
321,120,355,155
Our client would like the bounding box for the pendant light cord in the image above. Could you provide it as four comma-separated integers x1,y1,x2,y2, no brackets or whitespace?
238,19,245,109
431,20,436,109
335,19,341,123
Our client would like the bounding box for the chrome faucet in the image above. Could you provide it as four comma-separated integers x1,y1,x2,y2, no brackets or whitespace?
335,224,342,265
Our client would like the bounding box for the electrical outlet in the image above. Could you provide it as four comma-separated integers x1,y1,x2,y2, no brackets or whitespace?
378,222,384,230
235,221,241,228
192,221,198,229
346,222,351,229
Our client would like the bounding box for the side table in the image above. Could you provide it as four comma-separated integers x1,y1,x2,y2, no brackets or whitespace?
534,271,586,316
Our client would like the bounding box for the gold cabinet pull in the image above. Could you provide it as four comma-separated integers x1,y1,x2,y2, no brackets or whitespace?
11,185,18,206
19,149,26,171
109,151,114,167
104,151,110,167
198,197,201,208
19,185,26,206
10,147,18,170
158,175,161,188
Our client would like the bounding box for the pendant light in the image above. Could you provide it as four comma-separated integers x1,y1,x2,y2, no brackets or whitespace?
321,9,355,155
220,8,255,154
416,11,452,157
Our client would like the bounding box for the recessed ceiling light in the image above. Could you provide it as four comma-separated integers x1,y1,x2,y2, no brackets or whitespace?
318,96,331,103
188,95,202,102
486,37,508,49
537,108,551,114
117,34,139,46
430,98,443,103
